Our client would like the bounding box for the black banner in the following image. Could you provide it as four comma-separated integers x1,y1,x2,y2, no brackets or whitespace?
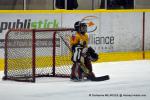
0,38,60,48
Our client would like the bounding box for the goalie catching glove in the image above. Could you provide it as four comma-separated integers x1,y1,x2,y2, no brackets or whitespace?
82,47,99,62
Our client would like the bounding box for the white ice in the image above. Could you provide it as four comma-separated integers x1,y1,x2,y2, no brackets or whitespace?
0,60,150,100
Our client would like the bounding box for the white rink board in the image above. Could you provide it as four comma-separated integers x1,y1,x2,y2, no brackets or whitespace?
0,13,62,58
99,13,143,52
0,49,4,58
0,12,149,59
62,13,143,52
145,13,150,50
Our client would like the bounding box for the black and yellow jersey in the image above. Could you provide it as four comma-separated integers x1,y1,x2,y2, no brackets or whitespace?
70,32,88,47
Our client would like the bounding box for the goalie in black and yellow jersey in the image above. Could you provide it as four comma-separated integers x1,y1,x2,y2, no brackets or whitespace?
70,21,98,81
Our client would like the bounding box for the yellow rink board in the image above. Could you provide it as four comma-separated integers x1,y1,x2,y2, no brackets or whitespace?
1,9,150,14
97,51,150,63
145,51,150,59
0,59,4,71
0,51,149,71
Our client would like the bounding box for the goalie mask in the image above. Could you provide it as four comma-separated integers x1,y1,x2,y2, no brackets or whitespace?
74,21,87,34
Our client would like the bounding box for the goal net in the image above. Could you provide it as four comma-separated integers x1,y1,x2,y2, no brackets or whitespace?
3,28,74,82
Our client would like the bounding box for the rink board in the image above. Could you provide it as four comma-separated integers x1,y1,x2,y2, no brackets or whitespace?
0,10,150,71
0,51,149,71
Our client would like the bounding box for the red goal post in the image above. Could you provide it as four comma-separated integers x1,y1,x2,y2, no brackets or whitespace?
3,28,74,82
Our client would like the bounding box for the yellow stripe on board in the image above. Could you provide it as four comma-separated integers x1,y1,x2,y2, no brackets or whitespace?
1,9,150,14
0,51,149,71
0,59,4,71
97,51,144,62
0,55,72,71
145,51,150,59
0,10,65,14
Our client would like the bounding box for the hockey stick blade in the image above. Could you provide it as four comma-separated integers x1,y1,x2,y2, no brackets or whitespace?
90,75,110,82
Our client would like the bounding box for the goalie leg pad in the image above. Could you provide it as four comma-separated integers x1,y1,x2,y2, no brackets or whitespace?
70,63,83,80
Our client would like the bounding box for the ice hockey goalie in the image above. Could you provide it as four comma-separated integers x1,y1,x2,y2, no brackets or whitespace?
70,21,98,81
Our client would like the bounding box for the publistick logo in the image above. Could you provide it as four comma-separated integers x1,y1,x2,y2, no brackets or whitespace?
0,19,59,33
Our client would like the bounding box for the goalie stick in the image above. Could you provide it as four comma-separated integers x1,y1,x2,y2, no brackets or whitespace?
90,75,110,82
57,32,110,82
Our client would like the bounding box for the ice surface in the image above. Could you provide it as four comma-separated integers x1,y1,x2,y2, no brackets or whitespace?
0,60,150,100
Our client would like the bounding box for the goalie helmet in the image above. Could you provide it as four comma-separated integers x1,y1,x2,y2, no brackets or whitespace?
74,21,87,34
74,21,80,32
